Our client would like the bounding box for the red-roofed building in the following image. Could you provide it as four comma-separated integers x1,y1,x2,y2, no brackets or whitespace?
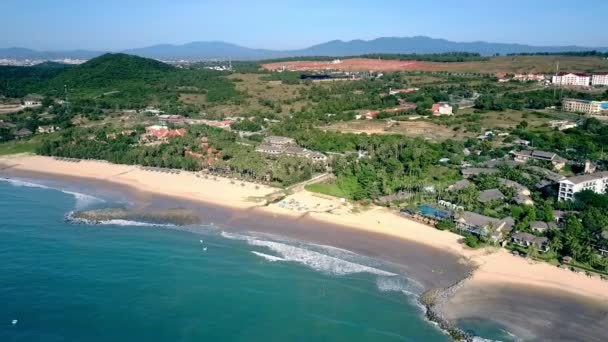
365,102,417,119
431,103,453,116
141,125,187,142
552,73,590,86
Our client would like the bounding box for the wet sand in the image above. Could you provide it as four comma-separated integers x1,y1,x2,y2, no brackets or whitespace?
3,158,608,340
442,283,608,341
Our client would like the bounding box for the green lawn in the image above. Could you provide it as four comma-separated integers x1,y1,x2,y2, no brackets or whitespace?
0,140,38,156
305,182,350,199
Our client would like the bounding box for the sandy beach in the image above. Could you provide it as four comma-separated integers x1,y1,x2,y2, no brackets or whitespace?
3,154,608,339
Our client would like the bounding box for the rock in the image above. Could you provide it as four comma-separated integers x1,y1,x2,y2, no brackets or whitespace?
69,208,201,226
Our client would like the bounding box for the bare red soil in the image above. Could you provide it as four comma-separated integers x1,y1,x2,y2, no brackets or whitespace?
261,58,449,72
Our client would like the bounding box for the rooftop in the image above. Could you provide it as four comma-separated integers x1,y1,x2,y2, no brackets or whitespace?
560,171,608,185
478,189,506,203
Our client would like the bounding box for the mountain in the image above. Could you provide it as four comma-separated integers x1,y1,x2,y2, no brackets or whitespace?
122,41,288,60
0,47,104,60
2,37,608,61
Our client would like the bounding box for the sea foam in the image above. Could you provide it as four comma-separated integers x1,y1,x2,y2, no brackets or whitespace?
222,231,396,277
1,177,105,209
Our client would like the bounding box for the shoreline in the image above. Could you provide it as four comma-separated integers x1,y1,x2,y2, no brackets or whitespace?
3,155,608,299
3,155,608,339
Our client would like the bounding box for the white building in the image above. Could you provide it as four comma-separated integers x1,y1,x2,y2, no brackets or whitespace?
513,74,545,82
558,171,608,201
431,103,453,116
563,98,608,115
592,73,608,86
552,73,590,87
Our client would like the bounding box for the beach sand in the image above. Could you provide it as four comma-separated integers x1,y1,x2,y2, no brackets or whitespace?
3,155,608,339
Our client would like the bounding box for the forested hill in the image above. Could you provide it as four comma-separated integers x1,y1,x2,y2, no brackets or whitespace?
0,53,240,109
46,53,174,90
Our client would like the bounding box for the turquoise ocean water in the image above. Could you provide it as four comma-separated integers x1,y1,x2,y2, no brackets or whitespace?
0,179,512,341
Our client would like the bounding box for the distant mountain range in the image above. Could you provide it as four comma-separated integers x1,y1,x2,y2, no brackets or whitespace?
2,36,608,61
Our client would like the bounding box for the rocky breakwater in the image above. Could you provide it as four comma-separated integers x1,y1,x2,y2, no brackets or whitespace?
420,269,476,342
68,208,201,226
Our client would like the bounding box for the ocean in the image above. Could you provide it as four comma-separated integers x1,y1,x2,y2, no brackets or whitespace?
0,178,464,342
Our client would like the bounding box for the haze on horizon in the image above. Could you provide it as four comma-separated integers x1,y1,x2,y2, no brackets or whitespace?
2,0,608,51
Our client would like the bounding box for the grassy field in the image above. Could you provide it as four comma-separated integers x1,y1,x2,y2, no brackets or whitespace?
305,183,350,199
428,55,608,74
190,73,312,116
321,119,471,141
0,140,38,156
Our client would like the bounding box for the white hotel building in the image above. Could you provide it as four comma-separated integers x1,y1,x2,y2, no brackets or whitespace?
552,73,590,86
592,73,608,86
558,171,608,201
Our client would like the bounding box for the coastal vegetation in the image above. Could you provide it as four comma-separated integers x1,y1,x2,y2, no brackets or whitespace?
2,52,608,274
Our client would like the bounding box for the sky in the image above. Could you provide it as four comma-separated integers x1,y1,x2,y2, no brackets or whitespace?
2,0,608,51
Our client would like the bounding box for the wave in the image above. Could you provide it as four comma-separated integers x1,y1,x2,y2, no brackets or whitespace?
1,177,105,209
65,212,176,228
222,231,396,277
61,190,105,209
1,177,51,189
251,251,286,262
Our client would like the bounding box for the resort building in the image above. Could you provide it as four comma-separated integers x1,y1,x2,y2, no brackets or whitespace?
455,211,514,243
512,150,568,170
23,94,43,107
14,128,33,139
548,120,578,131
530,221,557,234
461,168,499,179
512,232,550,252
255,145,327,163
140,125,187,142
562,98,608,115
158,114,186,125
513,74,545,82
37,125,58,134
551,73,590,87
477,189,505,203
264,136,296,146
592,73,608,86
431,103,453,116
557,171,608,201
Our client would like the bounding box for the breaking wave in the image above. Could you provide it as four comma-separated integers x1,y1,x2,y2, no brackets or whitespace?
1,177,105,209
251,251,286,262
222,231,396,277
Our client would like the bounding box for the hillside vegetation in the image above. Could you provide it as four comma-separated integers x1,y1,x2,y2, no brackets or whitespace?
1,53,240,110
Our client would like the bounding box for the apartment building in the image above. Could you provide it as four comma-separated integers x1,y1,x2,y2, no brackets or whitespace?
551,73,590,86
563,98,608,115
558,171,608,201
592,73,608,86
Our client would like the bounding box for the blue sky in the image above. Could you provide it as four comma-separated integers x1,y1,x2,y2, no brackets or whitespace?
2,0,607,51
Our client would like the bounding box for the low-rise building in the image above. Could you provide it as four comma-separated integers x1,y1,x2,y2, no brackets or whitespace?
455,212,514,243
513,74,545,82
548,120,578,131
255,143,328,163
461,168,499,179
158,114,185,125
23,94,43,107
512,150,568,170
37,125,58,134
477,189,506,203
140,125,187,142
530,221,557,233
592,73,608,86
14,128,33,139
558,171,608,201
0,121,16,129
562,98,608,115
552,73,590,87
431,103,453,116
264,136,296,146
512,232,550,252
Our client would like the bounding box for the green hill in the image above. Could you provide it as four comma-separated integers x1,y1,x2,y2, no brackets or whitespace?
37,53,238,109
0,63,72,98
